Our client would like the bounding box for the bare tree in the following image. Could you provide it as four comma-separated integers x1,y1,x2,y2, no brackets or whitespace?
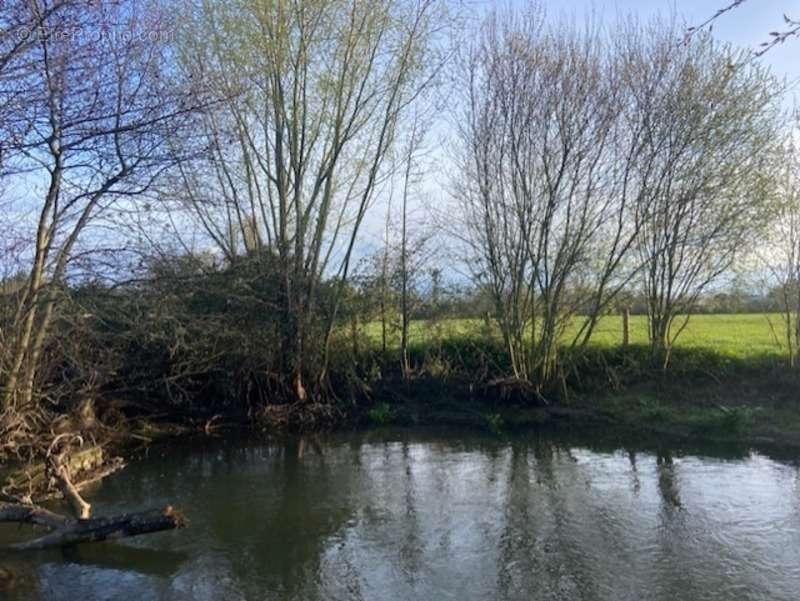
761,132,800,366
452,7,641,392
628,26,782,367
0,0,73,165
0,0,195,409
172,0,444,401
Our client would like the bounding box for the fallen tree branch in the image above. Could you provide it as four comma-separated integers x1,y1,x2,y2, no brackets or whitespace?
44,434,93,519
0,414,186,551
52,462,92,519
0,503,187,551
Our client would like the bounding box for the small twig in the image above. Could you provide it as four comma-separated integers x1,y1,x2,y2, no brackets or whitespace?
203,414,223,435
684,0,747,43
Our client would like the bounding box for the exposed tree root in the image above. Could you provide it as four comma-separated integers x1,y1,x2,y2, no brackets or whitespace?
256,400,342,430
484,377,550,405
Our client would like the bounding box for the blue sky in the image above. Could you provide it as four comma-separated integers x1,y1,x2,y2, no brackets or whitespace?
531,0,800,84
386,0,800,281
8,0,799,279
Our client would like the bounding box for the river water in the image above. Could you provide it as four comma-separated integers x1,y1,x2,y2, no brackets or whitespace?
1,427,799,600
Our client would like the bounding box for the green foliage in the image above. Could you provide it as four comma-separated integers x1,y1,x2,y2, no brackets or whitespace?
637,398,672,423
43,252,800,422
599,394,760,439
366,402,396,425
484,412,504,434
421,353,452,379
716,406,759,435
67,252,335,410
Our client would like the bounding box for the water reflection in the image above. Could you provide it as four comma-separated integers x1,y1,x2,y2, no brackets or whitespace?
60,545,188,576
2,428,800,601
656,451,682,509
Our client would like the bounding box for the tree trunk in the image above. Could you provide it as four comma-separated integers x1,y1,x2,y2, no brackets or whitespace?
351,314,360,357
400,155,410,379
622,307,630,348
1,134,62,410
649,313,670,369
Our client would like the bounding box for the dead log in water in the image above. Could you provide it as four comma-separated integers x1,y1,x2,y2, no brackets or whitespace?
0,502,69,530
52,460,92,519
1,504,187,550
0,442,186,551
0,456,186,550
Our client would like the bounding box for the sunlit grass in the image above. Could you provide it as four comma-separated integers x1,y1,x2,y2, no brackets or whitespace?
361,313,789,361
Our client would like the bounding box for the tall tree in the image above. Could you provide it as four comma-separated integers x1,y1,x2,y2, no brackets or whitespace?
628,25,782,367
173,0,443,401
453,7,641,391
0,0,195,409
761,128,800,366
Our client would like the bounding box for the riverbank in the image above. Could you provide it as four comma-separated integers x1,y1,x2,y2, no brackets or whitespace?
109,341,800,453
4,337,799,473
358,394,800,455
2,343,797,549
353,351,800,452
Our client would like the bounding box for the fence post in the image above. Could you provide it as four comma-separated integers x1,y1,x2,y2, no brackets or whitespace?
622,307,630,349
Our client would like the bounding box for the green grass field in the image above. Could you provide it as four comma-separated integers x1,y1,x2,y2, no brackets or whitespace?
362,313,790,361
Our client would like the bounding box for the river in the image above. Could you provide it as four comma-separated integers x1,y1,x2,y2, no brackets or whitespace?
2,427,799,600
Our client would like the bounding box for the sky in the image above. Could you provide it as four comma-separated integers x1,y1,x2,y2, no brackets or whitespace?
373,0,800,282
536,0,800,85
7,0,800,281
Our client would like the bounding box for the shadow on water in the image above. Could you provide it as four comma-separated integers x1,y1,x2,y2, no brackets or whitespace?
59,545,189,576
0,546,188,601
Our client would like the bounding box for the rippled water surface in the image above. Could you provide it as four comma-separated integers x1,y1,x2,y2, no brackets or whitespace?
2,428,800,600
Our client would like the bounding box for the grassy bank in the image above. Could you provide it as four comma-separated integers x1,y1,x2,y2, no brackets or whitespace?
348,314,800,448
360,373,800,450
